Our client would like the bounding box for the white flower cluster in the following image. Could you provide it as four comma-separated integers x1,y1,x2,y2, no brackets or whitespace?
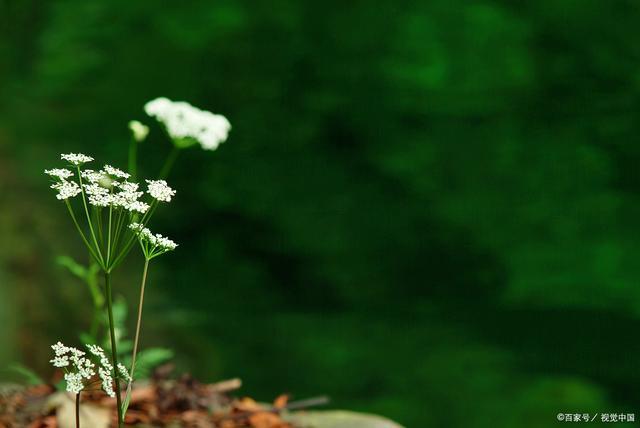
50,180,82,200
86,344,117,397
61,153,94,165
104,165,131,179
47,155,175,214
130,222,178,256
50,341,117,397
46,165,83,200
117,363,132,383
45,168,73,180
146,179,175,202
144,97,231,151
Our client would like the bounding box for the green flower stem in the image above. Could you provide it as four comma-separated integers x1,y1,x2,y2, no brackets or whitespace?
159,146,179,179
128,137,138,180
125,257,150,410
93,207,104,249
109,202,158,269
76,167,105,267
64,201,102,267
104,271,124,427
106,204,113,266
111,208,128,255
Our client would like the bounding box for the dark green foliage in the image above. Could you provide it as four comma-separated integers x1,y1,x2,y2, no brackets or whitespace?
1,1,640,426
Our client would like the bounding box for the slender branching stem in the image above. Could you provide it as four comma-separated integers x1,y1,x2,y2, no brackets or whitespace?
109,202,158,269
107,203,113,266
159,146,179,179
65,201,102,267
104,272,123,427
76,167,105,266
125,258,150,408
111,208,125,254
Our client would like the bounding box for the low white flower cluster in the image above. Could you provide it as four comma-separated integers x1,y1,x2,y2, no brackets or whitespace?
46,154,176,213
144,97,231,151
130,222,178,257
50,341,129,396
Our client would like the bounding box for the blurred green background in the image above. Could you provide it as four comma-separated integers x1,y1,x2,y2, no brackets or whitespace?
2,1,640,426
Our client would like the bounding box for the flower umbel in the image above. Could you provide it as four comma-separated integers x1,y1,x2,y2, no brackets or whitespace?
144,97,231,151
51,180,82,200
49,341,123,397
61,153,94,165
146,179,175,202
45,168,74,180
130,222,178,259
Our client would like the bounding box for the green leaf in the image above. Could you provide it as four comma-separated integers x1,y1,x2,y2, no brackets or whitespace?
132,347,174,379
7,363,44,386
56,255,88,279
79,331,97,346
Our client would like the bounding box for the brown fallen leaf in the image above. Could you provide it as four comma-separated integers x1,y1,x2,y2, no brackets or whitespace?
235,397,263,412
249,411,288,428
27,415,57,428
273,394,289,410
47,392,110,428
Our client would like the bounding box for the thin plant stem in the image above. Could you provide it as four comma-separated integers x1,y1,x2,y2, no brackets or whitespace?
109,202,158,269
75,393,80,428
76,167,105,267
65,201,102,267
104,272,124,427
107,204,113,266
93,207,104,249
125,258,150,409
158,146,179,179
128,137,138,180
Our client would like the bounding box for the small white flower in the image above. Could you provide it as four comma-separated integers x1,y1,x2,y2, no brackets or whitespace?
153,233,178,251
144,97,231,151
51,342,116,397
52,341,69,356
51,180,81,200
117,363,132,382
45,168,73,180
81,169,108,184
86,344,116,397
129,222,178,256
111,182,145,212
87,344,113,370
64,372,84,394
104,165,130,179
61,153,93,165
51,356,69,368
125,200,150,214
84,183,112,207
129,120,149,142
146,179,175,202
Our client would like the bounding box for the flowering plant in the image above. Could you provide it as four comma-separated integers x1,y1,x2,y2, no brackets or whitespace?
46,98,230,428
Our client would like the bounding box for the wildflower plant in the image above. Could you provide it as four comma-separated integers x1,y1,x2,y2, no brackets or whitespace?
47,98,230,428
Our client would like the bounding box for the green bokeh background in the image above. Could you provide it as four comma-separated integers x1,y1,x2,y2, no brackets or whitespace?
2,1,640,426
